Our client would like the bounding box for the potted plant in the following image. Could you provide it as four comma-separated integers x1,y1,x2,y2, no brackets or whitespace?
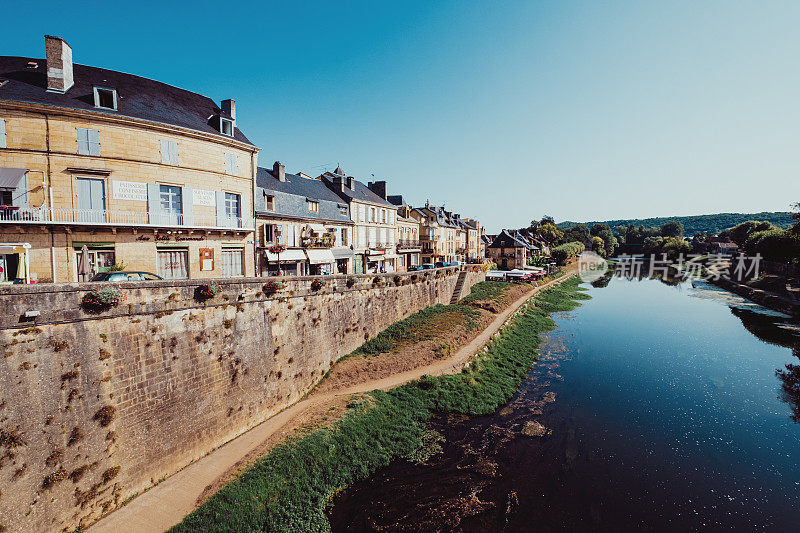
310,279,324,291
82,287,126,312
346,277,356,288
263,280,285,296
195,282,222,301
268,244,287,276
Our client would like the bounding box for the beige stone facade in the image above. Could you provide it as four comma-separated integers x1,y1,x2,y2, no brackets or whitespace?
1,93,258,282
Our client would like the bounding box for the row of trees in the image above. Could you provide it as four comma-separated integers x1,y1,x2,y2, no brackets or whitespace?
519,217,617,258
718,212,800,263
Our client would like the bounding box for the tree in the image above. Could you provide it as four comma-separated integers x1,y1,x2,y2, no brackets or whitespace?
590,223,617,257
660,221,684,238
724,220,777,246
538,222,564,245
563,224,590,245
591,236,606,256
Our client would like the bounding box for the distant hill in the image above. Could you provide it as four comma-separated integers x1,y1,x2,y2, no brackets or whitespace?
558,212,795,236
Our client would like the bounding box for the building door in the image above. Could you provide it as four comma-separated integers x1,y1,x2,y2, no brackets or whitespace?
157,249,189,279
76,178,106,223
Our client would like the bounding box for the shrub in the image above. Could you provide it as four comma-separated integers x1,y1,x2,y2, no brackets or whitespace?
310,279,324,291
551,241,585,265
82,287,126,311
393,275,402,286
263,281,285,296
346,277,356,288
195,282,222,301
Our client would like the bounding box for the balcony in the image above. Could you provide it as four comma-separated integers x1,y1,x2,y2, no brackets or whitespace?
301,233,335,249
397,239,421,250
0,206,254,231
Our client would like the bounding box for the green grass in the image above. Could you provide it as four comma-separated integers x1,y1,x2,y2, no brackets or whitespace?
171,277,590,533
459,280,520,305
351,303,482,357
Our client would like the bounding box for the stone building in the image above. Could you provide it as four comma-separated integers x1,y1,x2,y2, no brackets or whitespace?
0,35,258,282
319,166,399,273
387,195,421,271
487,229,539,270
412,203,460,264
256,162,354,276
460,217,483,263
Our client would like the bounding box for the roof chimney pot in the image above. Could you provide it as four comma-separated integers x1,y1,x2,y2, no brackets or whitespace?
273,161,286,182
45,35,74,93
221,99,236,122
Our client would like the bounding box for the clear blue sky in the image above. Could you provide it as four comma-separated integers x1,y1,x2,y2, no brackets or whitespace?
4,0,798,232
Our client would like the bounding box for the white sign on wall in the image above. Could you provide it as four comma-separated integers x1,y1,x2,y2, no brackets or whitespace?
112,180,148,202
193,189,216,207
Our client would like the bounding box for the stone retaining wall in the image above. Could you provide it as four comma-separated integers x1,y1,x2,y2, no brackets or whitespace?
0,268,483,532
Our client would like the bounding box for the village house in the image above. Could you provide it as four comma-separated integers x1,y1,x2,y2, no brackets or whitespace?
488,229,536,270
460,217,483,263
387,195,421,271
255,162,354,276
319,167,399,273
0,35,258,282
412,203,459,264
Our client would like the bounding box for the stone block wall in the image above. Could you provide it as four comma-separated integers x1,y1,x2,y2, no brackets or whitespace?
0,267,483,532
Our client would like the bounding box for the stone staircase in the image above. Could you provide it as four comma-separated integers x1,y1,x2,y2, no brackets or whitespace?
450,270,469,304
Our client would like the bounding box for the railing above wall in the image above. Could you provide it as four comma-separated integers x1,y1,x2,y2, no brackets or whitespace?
0,206,254,231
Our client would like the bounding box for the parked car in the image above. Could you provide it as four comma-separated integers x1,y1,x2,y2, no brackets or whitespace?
407,265,422,271
420,263,435,270
90,271,163,281
434,261,450,268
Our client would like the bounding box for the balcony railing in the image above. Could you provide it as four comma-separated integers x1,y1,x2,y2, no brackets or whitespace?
397,239,421,250
0,206,254,230
301,233,335,249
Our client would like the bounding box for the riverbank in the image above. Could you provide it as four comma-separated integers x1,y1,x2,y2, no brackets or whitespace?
170,276,590,532
712,276,799,317
88,270,575,532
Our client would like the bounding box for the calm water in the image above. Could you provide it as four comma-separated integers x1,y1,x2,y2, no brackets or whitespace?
329,276,800,532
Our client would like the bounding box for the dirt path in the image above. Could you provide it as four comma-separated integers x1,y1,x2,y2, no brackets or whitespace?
89,272,575,533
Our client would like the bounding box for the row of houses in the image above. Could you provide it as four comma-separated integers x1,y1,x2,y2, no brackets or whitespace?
0,35,484,283
485,229,550,270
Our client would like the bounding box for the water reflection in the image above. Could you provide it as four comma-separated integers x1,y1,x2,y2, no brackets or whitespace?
330,276,800,531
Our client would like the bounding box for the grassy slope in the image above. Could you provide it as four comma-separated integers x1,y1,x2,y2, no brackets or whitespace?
171,277,590,533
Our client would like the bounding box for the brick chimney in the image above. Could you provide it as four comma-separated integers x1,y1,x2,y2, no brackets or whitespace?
45,35,74,93
273,161,286,182
367,180,387,200
221,99,236,122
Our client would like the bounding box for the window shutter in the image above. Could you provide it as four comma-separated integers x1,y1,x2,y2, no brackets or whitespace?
88,129,100,156
77,128,89,154
215,190,226,226
171,141,178,164
160,140,170,164
147,183,161,225
182,187,194,226
12,172,28,208
0,119,6,148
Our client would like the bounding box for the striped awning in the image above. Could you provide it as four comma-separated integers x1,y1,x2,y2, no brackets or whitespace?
264,249,306,262
0,168,26,189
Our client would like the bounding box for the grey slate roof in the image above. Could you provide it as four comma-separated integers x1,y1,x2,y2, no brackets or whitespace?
255,167,352,224
413,206,459,228
489,229,538,250
0,56,253,145
320,173,396,207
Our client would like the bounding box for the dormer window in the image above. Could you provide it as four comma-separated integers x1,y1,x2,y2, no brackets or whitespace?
93,87,118,110
220,117,234,136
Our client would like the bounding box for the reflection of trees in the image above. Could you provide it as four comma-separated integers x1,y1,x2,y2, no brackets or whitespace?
728,309,800,424
777,348,800,423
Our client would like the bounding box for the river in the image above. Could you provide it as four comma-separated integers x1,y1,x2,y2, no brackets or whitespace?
329,275,800,531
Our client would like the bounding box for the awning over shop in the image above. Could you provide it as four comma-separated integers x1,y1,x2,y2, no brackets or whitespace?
264,249,306,262
0,244,30,255
304,223,326,234
0,168,26,189
305,249,336,264
331,248,355,260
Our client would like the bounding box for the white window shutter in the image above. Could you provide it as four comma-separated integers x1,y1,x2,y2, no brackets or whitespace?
171,141,178,164
77,128,89,154
160,140,170,163
88,129,100,156
0,119,6,148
